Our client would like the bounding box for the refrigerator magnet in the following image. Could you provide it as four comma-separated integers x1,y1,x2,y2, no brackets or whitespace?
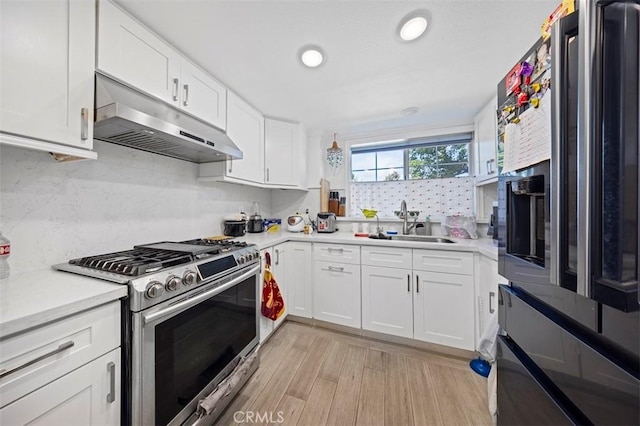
506,63,522,96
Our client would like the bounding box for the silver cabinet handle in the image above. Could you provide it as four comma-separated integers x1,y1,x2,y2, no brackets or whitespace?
266,168,270,182
327,247,344,253
407,274,410,292
486,160,491,174
416,275,419,293
107,362,116,403
0,341,74,379
183,84,189,106
489,159,496,174
489,291,496,313
327,266,344,272
172,78,179,101
80,108,89,140
275,249,280,265
229,159,233,174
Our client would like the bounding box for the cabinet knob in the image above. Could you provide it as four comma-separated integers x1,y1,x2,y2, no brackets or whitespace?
172,78,179,101
80,107,89,140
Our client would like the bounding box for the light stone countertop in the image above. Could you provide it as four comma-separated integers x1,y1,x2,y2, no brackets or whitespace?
0,233,497,339
236,231,499,261
0,269,128,339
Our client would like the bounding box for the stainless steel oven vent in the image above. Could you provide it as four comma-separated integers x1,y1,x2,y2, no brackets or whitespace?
94,73,242,163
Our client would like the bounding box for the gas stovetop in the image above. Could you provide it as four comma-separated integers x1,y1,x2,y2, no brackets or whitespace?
53,239,260,312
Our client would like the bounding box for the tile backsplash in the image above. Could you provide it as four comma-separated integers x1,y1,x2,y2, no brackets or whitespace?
0,142,272,275
350,178,475,219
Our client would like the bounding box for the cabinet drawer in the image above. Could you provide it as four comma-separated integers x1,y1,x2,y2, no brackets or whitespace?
361,246,412,269
313,261,361,328
0,301,120,408
412,249,474,275
314,244,360,265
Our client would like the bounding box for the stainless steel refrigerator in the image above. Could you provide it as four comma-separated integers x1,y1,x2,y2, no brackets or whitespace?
497,1,639,424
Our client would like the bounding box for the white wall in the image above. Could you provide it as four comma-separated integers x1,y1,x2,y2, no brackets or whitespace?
0,142,272,275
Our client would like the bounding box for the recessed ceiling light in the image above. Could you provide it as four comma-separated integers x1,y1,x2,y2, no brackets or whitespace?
402,107,420,116
398,11,430,42
299,46,325,68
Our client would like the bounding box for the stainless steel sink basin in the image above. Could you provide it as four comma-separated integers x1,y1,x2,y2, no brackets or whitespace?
390,235,457,243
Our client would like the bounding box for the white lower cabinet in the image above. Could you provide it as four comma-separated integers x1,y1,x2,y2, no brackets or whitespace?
413,271,475,350
475,254,508,344
359,246,476,351
361,265,413,338
313,260,361,328
0,349,121,426
259,243,289,343
0,301,121,425
286,242,313,318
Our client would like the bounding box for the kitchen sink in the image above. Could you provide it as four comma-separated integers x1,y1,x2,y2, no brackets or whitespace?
390,235,456,243
368,234,456,243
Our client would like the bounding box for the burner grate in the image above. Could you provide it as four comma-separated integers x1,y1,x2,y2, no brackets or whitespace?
69,248,194,276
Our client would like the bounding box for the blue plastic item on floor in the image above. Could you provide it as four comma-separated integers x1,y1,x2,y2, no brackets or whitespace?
469,357,491,377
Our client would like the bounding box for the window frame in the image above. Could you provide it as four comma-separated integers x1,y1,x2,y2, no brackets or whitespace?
350,133,472,182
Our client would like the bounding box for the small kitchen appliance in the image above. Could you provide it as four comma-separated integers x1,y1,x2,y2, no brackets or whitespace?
224,220,247,237
54,239,261,426
317,212,337,233
247,201,263,233
287,214,305,232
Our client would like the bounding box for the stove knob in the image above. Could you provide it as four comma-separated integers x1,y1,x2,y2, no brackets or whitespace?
183,271,197,286
146,281,164,299
165,275,181,291
238,256,246,265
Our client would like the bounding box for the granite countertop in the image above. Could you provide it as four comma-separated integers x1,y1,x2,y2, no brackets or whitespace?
236,231,499,261
0,269,128,339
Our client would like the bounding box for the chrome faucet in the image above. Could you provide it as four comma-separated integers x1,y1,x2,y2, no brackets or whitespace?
400,200,417,235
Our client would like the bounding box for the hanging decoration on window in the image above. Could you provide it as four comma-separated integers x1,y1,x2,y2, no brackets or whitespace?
326,132,344,169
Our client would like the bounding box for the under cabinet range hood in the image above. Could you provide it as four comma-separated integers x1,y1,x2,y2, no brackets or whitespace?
94,73,242,163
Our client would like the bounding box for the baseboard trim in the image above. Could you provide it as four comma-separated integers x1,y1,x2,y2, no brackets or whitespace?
286,315,475,360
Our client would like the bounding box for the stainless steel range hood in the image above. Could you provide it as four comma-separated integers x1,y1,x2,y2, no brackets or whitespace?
94,73,242,163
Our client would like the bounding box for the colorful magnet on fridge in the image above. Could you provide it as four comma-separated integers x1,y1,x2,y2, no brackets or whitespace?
520,61,534,77
530,98,540,108
517,92,529,107
531,83,541,93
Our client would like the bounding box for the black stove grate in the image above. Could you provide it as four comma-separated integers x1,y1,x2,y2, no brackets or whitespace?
69,248,195,276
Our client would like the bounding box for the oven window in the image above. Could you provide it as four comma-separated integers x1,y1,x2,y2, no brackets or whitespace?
154,275,257,425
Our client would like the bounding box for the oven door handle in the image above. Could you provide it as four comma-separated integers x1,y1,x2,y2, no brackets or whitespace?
143,264,260,325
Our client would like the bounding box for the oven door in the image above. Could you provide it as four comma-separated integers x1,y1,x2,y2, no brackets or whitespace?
131,264,260,426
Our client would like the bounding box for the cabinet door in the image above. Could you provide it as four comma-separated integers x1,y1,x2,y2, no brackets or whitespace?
286,243,313,318
264,119,298,186
313,261,361,328
476,255,500,344
414,272,475,350
0,0,95,150
97,0,181,105
474,96,498,182
226,91,264,183
259,248,274,343
180,60,227,130
0,349,120,426
272,244,288,329
362,266,413,338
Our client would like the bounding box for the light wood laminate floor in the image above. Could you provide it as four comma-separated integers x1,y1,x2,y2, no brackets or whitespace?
216,321,492,426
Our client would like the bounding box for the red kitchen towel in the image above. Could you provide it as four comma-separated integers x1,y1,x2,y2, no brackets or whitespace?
261,252,285,321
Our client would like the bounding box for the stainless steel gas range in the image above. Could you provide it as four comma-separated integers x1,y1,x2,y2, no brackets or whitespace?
54,239,261,426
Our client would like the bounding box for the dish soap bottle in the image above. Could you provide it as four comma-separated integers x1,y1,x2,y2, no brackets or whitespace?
0,232,11,279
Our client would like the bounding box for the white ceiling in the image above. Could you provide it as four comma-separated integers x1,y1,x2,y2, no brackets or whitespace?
115,0,558,135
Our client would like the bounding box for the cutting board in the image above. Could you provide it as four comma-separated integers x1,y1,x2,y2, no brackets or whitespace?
320,178,330,212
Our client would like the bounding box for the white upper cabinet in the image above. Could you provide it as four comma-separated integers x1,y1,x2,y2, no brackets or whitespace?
474,96,499,183
179,61,226,130
97,0,226,129
97,0,181,105
264,119,299,187
0,0,95,153
225,91,264,183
